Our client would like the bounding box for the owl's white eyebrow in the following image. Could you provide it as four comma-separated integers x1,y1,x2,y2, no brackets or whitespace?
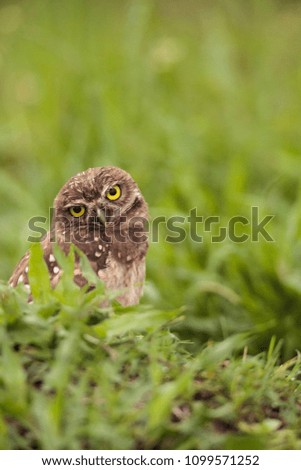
65,200,87,207
105,182,122,191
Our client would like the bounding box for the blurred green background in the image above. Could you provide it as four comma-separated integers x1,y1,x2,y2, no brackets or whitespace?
1,0,301,358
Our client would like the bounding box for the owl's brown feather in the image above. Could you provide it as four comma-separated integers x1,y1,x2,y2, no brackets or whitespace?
9,167,149,306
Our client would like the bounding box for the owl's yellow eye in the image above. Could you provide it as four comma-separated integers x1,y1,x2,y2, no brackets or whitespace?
106,185,121,201
69,206,86,217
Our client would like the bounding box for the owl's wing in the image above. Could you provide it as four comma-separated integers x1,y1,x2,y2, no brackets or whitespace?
9,235,93,293
9,251,30,288
9,234,63,290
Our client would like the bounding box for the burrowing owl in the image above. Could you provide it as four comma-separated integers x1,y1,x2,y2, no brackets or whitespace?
9,166,149,306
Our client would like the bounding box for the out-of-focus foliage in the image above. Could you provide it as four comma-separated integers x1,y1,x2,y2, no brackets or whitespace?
1,0,301,449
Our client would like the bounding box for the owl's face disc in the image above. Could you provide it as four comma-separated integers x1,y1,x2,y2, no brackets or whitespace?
52,166,148,245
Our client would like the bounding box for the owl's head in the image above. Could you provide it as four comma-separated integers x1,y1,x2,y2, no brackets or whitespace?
52,166,148,243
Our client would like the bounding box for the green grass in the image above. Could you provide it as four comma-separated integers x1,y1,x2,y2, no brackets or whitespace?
1,0,301,449
1,247,301,449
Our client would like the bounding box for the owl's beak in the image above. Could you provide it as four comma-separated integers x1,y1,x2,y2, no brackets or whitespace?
96,207,106,225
